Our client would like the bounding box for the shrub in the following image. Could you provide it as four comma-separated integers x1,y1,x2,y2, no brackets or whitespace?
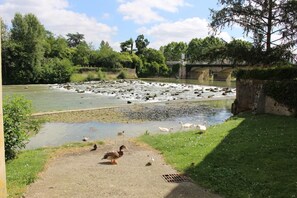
97,68,106,80
235,67,297,80
3,95,40,161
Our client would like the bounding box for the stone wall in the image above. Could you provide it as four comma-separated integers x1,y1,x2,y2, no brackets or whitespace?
232,79,296,116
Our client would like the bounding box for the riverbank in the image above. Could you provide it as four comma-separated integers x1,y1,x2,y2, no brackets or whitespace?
33,97,235,123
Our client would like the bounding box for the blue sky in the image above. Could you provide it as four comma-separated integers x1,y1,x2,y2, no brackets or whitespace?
0,0,245,51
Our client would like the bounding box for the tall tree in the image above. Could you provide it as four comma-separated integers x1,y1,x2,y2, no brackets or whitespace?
135,34,149,55
210,0,297,63
66,32,85,47
9,13,46,83
120,38,134,54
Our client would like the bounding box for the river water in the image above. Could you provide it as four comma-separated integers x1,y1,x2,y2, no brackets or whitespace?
3,79,236,149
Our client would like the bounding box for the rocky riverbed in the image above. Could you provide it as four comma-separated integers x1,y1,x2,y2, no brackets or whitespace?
52,79,236,104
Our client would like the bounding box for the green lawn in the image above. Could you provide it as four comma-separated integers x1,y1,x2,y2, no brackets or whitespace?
139,113,297,198
6,141,103,198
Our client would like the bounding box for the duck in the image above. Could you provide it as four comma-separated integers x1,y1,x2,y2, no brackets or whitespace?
82,137,89,141
102,145,127,165
117,131,125,136
158,127,173,132
90,144,97,151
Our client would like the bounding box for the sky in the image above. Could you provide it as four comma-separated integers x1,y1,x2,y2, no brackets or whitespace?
0,0,245,51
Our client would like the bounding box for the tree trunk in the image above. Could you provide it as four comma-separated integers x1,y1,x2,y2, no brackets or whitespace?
266,0,273,51
0,20,7,197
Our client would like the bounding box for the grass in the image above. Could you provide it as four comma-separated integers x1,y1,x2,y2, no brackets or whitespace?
6,141,103,198
138,113,297,198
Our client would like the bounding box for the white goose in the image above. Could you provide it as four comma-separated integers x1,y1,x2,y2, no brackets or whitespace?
197,124,207,131
179,121,194,128
159,127,173,132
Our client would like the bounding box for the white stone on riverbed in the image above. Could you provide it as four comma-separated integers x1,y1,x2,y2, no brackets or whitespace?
53,80,236,103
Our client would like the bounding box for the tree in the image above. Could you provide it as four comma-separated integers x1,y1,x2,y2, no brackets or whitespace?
135,34,149,55
120,38,134,54
138,48,169,77
161,42,187,61
210,0,297,64
225,39,253,64
72,42,91,66
187,36,226,63
66,32,85,47
8,13,46,84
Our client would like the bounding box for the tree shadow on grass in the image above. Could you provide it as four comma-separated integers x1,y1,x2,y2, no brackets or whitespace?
166,113,297,198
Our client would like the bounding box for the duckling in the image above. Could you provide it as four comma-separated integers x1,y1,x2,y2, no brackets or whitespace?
90,144,97,151
117,131,125,136
102,145,127,165
82,137,89,141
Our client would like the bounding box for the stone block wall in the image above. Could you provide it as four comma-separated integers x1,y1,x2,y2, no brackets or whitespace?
232,79,296,116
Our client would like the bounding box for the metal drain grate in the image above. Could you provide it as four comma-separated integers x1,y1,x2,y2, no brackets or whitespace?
162,174,192,183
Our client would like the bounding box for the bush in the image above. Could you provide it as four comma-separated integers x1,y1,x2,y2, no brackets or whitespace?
3,95,40,161
263,81,297,113
97,68,106,80
235,67,297,80
40,58,74,83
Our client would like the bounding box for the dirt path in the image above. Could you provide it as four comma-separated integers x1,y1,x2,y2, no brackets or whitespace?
24,141,221,198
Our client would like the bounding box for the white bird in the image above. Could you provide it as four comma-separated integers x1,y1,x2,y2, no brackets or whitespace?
197,124,207,131
159,127,173,132
179,121,194,128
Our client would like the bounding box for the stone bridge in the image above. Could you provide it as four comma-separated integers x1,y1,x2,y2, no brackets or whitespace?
167,61,247,81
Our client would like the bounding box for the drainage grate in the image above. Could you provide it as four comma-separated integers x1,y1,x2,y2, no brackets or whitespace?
162,174,192,183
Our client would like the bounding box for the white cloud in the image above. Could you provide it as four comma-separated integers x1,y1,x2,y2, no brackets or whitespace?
138,17,232,49
117,0,190,24
0,0,117,47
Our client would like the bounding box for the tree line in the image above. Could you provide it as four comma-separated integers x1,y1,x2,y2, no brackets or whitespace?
1,0,296,84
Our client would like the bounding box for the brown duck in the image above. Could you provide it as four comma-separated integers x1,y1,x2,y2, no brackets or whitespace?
102,145,127,164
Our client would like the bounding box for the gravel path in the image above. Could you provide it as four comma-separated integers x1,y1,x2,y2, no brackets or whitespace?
24,141,221,198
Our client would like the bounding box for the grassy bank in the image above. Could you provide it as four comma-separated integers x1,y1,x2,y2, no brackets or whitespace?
6,141,103,198
138,113,297,197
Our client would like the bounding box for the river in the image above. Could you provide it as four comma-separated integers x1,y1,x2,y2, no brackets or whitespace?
3,79,236,149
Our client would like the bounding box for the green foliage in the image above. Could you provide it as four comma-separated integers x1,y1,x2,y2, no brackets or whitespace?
66,32,85,48
120,38,134,54
263,81,297,112
97,68,106,80
40,58,74,83
226,39,253,64
135,34,149,55
137,48,169,77
139,113,297,197
7,13,46,84
72,42,91,66
210,0,297,64
162,41,187,61
3,95,40,161
187,36,226,63
235,67,297,80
